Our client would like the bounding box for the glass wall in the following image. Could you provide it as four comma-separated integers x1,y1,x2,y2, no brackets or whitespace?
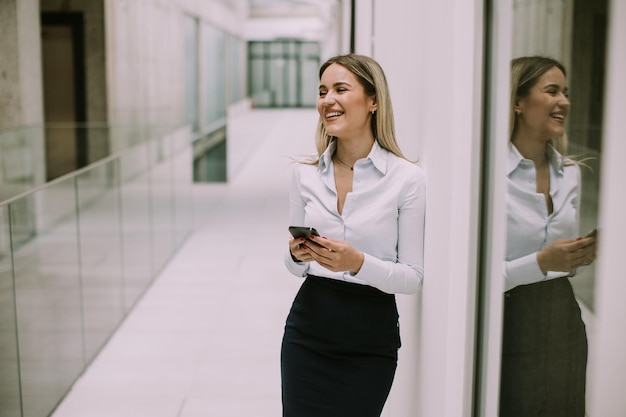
184,15,200,134
227,33,244,105
193,24,245,183
204,24,227,130
0,125,193,417
476,0,609,415
247,40,320,108
508,0,606,312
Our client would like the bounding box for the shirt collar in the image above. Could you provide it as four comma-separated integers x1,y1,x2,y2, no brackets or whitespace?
318,141,335,173
507,142,565,176
319,140,388,174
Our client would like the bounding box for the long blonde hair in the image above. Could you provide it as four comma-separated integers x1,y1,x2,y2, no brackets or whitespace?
311,54,409,163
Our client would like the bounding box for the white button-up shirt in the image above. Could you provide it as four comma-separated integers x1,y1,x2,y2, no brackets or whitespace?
284,140,426,294
505,142,581,291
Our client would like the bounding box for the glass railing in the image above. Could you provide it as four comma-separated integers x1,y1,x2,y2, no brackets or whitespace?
0,124,194,417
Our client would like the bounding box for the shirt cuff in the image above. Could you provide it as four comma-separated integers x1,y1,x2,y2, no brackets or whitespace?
353,253,421,294
284,250,308,277
505,252,546,291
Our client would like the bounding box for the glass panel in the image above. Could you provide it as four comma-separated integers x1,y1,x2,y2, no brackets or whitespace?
149,137,175,274
495,0,608,414
300,41,320,57
119,146,153,309
171,133,194,247
250,59,269,106
12,182,83,417
184,15,199,132
0,205,21,417
228,35,242,104
286,59,298,107
0,122,193,416
300,58,319,107
270,58,286,106
205,24,227,127
249,41,264,56
247,41,319,108
76,162,124,361
269,41,283,56
193,128,227,182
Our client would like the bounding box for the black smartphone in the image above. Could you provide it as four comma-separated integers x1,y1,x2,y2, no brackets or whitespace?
288,226,320,240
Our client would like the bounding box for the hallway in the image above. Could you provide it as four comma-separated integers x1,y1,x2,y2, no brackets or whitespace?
51,109,319,417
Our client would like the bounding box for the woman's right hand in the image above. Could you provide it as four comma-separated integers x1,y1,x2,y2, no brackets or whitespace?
290,238,313,263
537,237,596,274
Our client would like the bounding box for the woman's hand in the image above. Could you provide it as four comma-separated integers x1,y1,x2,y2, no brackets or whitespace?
537,237,597,274
299,235,364,274
289,238,313,263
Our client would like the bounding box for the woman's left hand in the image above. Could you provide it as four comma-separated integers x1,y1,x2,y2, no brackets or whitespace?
304,235,365,274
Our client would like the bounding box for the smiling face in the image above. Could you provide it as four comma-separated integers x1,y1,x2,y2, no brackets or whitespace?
317,63,377,142
514,66,570,142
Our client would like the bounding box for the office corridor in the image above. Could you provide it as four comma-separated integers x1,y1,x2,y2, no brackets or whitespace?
51,109,319,417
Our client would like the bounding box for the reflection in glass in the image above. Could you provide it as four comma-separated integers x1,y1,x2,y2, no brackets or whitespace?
498,0,608,414
500,57,591,416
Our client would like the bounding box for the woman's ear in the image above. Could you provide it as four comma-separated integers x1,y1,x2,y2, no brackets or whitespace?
370,98,378,113
514,97,523,114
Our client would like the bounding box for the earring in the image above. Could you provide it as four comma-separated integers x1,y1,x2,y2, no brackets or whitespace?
371,110,376,115
515,110,520,117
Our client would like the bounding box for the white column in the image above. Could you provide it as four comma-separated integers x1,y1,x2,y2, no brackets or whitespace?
588,0,626,415
365,0,488,415
353,0,374,55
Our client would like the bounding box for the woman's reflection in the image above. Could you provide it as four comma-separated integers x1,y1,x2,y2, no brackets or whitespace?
500,56,597,417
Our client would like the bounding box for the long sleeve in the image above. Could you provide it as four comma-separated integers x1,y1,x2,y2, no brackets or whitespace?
284,166,310,278
352,169,425,294
504,145,581,291
283,142,426,295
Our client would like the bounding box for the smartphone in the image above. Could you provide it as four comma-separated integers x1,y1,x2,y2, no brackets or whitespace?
288,226,320,240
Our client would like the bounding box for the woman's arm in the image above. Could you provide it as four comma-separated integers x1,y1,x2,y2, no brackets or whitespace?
304,168,426,294
284,166,310,277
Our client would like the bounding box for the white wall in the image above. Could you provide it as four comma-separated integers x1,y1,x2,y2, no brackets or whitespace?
588,0,626,415
356,1,487,416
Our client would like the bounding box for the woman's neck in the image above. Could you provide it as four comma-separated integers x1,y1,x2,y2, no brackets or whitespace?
334,137,375,165
512,134,548,165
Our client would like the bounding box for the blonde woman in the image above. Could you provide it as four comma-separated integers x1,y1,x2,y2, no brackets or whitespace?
281,54,426,417
500,56,597,417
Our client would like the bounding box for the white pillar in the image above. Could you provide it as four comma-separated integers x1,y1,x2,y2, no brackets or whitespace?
588,0,626,415
364,0,488,415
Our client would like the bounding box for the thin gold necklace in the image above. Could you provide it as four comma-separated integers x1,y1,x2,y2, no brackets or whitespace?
334,155,353,171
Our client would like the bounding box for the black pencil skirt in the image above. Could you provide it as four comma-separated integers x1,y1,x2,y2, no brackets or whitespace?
499,276,588,417
281,275,401,417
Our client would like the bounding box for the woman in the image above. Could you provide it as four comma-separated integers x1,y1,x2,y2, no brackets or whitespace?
500,56,597,416
281,54,426,417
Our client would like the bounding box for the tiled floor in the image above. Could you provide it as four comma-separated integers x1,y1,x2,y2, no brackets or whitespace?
51,108,319,417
